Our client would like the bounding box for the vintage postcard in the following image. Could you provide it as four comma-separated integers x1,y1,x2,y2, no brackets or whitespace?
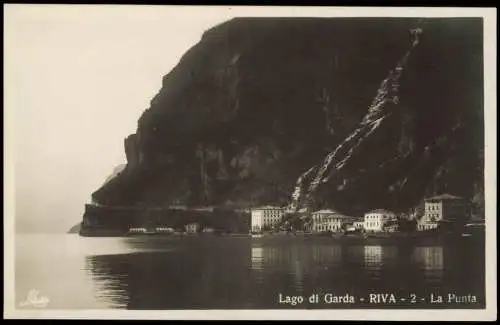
3,4,497,321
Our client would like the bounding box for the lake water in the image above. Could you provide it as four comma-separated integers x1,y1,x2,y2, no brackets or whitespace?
15,234,485,310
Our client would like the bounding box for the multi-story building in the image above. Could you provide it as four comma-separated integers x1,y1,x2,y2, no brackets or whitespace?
345,218,364,232
353,219,365,230
251,206,285,232
185,222,200,233
417,194,468,231
311,209,354,233
156,227,175,233
364,209,398,232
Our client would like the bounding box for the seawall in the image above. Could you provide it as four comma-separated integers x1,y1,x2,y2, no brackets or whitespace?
79,204,250,237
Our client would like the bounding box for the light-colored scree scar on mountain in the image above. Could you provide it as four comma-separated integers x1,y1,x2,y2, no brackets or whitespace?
287,23,425,213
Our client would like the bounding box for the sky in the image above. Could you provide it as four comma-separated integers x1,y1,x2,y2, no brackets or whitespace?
4,5,230,233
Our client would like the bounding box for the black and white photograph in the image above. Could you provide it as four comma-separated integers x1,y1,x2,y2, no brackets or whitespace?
3,5,496,321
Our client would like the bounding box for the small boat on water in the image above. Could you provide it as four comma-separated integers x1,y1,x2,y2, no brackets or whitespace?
251,233,264,238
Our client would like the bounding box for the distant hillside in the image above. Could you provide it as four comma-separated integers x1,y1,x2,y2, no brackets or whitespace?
102,164,127,186
68,222,81,234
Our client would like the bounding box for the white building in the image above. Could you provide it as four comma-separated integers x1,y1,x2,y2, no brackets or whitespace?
353,219,365,230
418,194,468,231
364,209,398,232
155,227,174,233
128,227,147,233
346,219,364,232
185,222,200,233
311,209,354,233
251,206,285,232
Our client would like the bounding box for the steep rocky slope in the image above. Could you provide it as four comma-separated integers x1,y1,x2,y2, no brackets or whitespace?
91,18,484,217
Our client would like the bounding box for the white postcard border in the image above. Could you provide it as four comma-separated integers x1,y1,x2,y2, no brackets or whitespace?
3,5,497,321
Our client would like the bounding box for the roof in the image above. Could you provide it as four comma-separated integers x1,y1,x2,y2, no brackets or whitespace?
315,214,355,221
425,194,464,201
324,214,354,219
312,209,342,214
252,205,284,210
365,209,395,215
317,216,354,223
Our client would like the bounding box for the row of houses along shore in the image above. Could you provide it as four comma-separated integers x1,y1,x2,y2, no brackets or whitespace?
251,193,480,234
81,193,482,236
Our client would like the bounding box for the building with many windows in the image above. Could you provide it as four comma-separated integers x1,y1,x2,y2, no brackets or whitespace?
353,218,365,230
364,209,398,232
185,222,200,233
417,194,468,231
311,209,354,233
251,206,285,232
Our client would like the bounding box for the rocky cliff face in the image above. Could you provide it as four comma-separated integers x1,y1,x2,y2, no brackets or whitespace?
91,18,484,217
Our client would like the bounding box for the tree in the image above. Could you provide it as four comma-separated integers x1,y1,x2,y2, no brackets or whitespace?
398,218,417,232
381,218,400,232
262,224,272,232
302,215,313,232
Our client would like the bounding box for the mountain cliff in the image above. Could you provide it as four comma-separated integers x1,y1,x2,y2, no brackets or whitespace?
90,18,484,217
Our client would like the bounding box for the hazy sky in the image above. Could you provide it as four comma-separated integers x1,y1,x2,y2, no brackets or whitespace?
4,5,229,233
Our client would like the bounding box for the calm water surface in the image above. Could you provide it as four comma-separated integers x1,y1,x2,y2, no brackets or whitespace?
15,234,485,310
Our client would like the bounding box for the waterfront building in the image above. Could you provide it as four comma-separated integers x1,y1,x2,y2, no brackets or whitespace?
128,227,147,233
202,227,215,233
185,222,200,233
251,206,285,232
156,227,174,233
417,194,468,231
311,209,354,233
169,205,188,210
363,209,398,232
353,219,365,230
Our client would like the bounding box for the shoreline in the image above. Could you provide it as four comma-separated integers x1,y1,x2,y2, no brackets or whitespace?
79,229,485,243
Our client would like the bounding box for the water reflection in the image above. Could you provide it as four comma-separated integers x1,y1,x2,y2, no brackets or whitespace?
311,245,342,265
250,241,345,293
413,246,444,283
83,236,254,309
85,257,129,308
251,247,264,270
364,245,383,266
79,236,485,309
363,245,398,267
251,243,343,269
